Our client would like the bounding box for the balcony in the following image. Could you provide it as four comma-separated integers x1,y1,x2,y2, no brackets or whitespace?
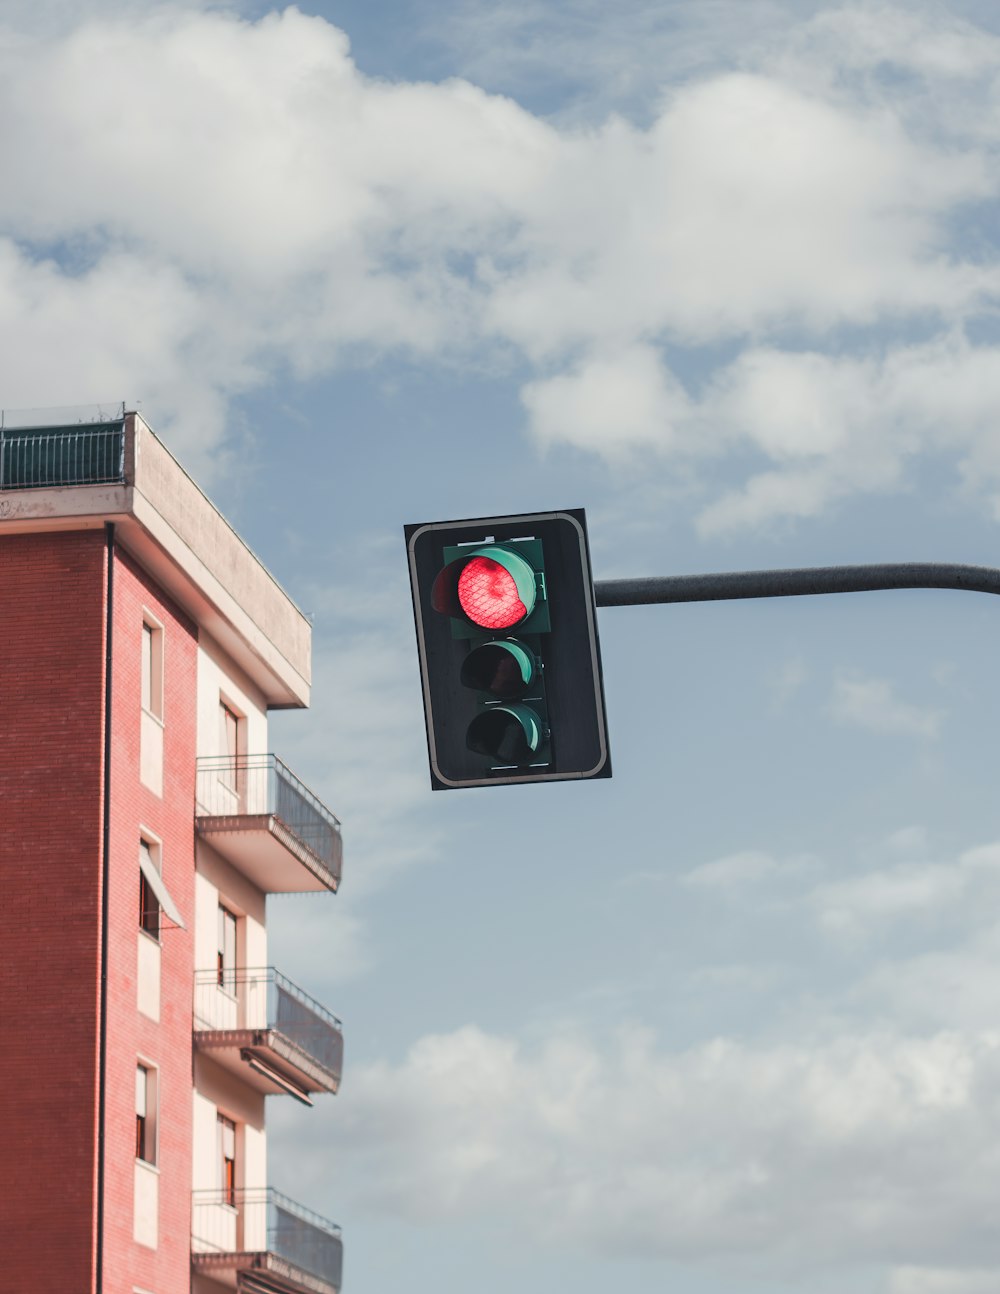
0,419,126,490
196,755,341,893
194,968,343,1101
191,1188,343,1294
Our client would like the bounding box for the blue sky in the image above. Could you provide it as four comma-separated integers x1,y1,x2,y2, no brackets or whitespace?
5,2,1000,1291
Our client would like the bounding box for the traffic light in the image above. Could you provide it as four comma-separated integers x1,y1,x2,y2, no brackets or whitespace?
405,510,611,790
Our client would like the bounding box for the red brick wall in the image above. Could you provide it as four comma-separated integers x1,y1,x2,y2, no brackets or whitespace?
103,543,197,1294
0,529,106,1291
0,530,198,1293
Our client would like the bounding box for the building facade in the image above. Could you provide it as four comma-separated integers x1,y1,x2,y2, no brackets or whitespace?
0,411,344,1294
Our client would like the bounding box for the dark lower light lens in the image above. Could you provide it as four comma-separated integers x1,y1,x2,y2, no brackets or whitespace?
466,704,542,764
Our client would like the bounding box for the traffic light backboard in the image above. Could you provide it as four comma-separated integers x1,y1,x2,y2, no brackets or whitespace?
405,509,611,790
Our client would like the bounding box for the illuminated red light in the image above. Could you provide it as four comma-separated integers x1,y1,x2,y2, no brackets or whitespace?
457,556,527,629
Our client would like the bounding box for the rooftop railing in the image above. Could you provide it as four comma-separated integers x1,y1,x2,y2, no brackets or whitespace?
192,1187,343,1291
0,422,126,490
195,754,341,874
193,966,343,1086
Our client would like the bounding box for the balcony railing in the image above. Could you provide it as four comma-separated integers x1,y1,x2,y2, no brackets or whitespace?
0,422,126,490
192,1187,342,1293
195,754,342,890
193,966,343,1091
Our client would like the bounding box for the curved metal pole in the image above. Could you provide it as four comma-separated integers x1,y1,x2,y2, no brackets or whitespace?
594,563,1000,607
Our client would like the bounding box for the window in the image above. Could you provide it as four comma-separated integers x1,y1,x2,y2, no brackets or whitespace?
218,701,241,794
139,841,160,940
140,617,165,796
141,619,163,719
217,1114,236,1206
135,1064,157,1165
138,837,185,937
217,904,237,992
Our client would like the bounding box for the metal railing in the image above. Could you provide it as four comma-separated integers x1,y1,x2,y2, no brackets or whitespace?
193,967,343,1084
0,422,126,490
195,754,341,872
192,1187,343,1289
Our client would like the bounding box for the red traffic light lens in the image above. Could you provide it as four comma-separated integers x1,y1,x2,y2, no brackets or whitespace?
457,556,527,629
430,543,539,630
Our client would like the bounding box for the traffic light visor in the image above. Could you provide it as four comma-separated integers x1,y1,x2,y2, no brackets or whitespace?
431,545,537,629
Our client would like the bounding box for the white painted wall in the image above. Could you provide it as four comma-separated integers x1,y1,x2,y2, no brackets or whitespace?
196,633,268,767
139,709,163,794
136,931,160,1022
192,635,274,1246
133,1160,158,1249
193,840,267,978
193,1054,267,1208
192,1086,220,1197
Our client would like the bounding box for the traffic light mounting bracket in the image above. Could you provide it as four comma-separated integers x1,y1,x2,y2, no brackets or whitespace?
408,507,1000,795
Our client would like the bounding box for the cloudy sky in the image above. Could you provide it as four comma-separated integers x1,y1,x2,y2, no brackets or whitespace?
6,0,1000,1290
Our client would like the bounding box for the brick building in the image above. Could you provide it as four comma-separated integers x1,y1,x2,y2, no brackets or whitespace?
0,410,344,1294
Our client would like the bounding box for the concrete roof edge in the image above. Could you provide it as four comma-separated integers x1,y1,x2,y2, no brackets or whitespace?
127,413,311,708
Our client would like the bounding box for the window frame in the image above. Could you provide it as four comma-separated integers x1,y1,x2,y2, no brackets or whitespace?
217,1113,237,1208
139,838,161,943
218,699,243,797
140,613,164,722
135,1062,158,1167
137,830,185,935
217,903,238,994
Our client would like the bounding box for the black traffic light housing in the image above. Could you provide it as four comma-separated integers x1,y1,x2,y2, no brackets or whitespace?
405,510,611,790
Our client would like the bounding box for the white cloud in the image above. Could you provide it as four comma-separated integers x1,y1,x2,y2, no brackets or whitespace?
0,4,998,528
0,240,234,473
810,841,1000,944
861,937,1000,1031
890,1269,1000,1294
297,1021,1000,1277
695,335,1000,534
0,7,556,457
521,345,689,456
814,864,968,938
678,835,1000,949
696,463,840,533
681,848,818,890
441,1,1000,145
484,70,992,359
782,6,1000,144
714,348,857,460
885,825,930,856
830,672,944,738
518,330,1000,534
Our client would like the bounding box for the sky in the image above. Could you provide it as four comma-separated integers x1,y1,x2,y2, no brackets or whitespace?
5,0,1000,1291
